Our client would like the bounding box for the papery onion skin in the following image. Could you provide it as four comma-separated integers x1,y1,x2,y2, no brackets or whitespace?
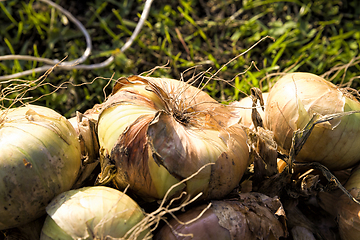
154,192,286,240
264,72,360,170
230,92,268,128
67,112,100,188
0,105,81,230
40,186,150,240
97,76,250,201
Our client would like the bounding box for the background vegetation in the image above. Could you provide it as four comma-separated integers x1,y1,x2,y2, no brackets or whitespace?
1,0,360,117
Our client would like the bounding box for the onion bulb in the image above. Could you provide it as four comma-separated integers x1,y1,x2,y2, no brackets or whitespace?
230,92,268,128
264,72,360,170
68,112,100,188
0,105,81,230
96,75,250,201
336,165,360,240
40,186,150,240
154,192,287,240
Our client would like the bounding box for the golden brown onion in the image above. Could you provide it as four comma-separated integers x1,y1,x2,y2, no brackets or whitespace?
264,72,360,170
96,76,250,201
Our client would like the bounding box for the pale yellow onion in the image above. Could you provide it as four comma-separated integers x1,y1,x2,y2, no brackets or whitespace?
264,72,360,170
97,75,250,201
0,105,81,230
40,186,150,240
230,92,268,128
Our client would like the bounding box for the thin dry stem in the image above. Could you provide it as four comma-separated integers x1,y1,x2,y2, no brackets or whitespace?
321,56,360,85
160,218,194,238
0,61,111,113
120,163,215,240
341,82,360,101
93,185,131,235
0,60,64,110
136,36,275,132
160,202,212,239
102,73,116,102
160,36,273,112
178,76,205,106
207,36,274,88
142,61,171,77
174,203,212,226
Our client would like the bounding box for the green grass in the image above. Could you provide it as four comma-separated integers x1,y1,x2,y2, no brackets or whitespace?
1,0,360,117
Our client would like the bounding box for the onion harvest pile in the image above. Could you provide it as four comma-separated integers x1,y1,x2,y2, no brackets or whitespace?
96,75,250,201
0,105,81,230
4,71,360,240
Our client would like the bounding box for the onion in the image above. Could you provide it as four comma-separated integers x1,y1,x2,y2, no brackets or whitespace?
40,186,150,240
264,72,360,170
0,105,81,230
96,75,250,201
230,92,268,128
68,112,100,188
336,165,360,240
230,90,280,182
154,192,286,240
